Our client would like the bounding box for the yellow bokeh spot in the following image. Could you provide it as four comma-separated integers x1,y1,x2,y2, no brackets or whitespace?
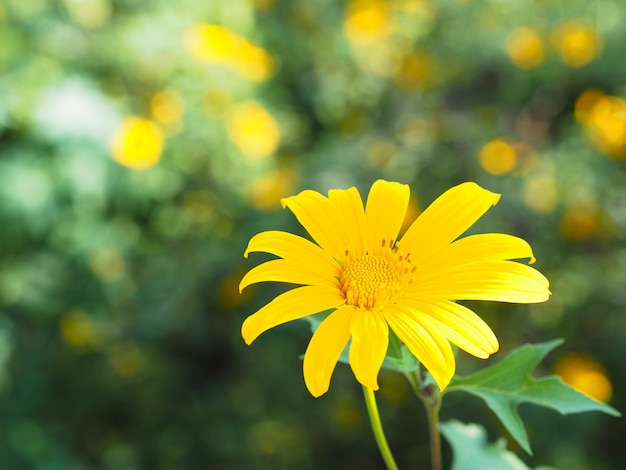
584,94,626,160
478,139,518,175
553,20,601,68
553,353,613,403
227,101,280,160
60,309,97,349
506,27,544,69
63,0,111,29
109,343,144,377
368,140,398,169
394,53,439,91
251,0,276,10
89,247,125,281
575,89,605,125
249,168,299,210
344,0,392,45
523,176,558,213
111,117,164,170
561,200,602,241
151,89,185,126
184,24,274,82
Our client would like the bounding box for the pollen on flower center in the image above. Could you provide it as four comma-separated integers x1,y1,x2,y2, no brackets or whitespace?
341,255,401,309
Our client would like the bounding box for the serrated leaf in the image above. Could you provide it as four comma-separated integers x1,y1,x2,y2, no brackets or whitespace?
440,420,555,470
445,339,620,454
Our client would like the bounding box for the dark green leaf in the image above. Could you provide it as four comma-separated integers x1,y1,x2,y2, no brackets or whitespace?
445,340,620,454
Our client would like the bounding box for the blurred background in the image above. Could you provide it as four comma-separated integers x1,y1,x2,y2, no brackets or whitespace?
1,0,625,468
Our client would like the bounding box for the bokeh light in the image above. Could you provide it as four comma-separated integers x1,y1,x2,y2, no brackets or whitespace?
110,117,164,170
478,139,518,175
553,353,613,404
506,27,544,69
552,20,602,68
226,101,281,160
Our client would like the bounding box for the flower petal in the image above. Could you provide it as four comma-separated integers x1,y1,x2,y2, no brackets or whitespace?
281,190,350,261
408,260,550,303
244,230,341,276
399,183,500,263
239,259,341,292
399,298,498,358
420,234,537,273
242,285,346,345
348,309,388,390
365,180,410,256
303,305,355,397
328,187,367,259
384,304,455,391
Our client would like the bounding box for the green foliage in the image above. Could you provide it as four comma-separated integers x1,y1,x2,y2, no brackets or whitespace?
446,340,620,455
440,420,556,470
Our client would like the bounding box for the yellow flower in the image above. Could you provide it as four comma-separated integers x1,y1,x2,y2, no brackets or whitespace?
506,27,544,69
240,181,550,397
110,117,164,170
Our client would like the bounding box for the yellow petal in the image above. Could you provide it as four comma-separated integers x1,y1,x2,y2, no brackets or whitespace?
281,190,349,261
239,259,341,292
409,260,550,303
244,230,340,276
420,234,537,273
399,298,498,358
384,304,455,390
303,305,355,397
328,187,367,259
399,183,501,264
242,285,346,344
348,309,388,390
365,180,410,256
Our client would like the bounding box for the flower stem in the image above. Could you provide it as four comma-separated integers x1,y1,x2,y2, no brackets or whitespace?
424,392,442,470
362,386,399,470
406,371,442,470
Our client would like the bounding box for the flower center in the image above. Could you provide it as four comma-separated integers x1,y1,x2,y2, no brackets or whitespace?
341,255,401,309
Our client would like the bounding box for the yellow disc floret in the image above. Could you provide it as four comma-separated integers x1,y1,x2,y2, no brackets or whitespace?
341,255,400,309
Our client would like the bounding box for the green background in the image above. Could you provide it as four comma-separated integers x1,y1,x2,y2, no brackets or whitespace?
1,0,624,468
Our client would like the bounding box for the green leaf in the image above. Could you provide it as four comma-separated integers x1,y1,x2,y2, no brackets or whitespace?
445,339,621,455
440,420,556,470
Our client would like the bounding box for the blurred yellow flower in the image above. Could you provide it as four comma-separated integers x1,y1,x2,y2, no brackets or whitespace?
249,168,299,210
111,117,164,170
553,353,612,403
89,246,125,280
344,0,392,45
478,139,518,175
553,20,601,68
240,181,550,397
63,0,111,29
60,309,98,349
506,27,544,69
184,24,274,81
109,343,144,377
584,94,626,160
574,89,605,125
151,89,185,126
561,200,602,241
227,101,280,160
393,52,439,91
523,176,558,213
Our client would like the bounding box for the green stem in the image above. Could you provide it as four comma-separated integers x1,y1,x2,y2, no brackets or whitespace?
408,371,442,470
424,392,442,470
362,386,399,470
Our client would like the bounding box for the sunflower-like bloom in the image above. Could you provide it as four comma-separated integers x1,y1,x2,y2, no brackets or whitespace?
240,181,550,397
